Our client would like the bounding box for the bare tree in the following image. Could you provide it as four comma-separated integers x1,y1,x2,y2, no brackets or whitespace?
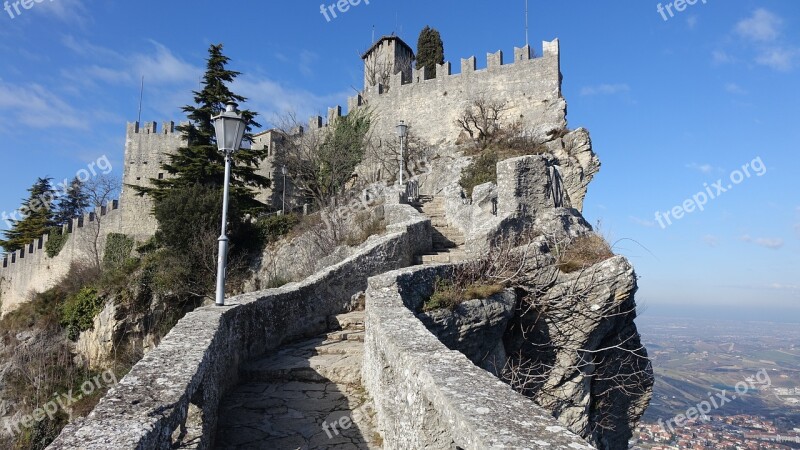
457,97,509,145
79,175,121,269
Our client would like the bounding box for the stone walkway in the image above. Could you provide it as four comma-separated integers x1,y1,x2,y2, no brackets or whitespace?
214,312,382,450
414,195,466,265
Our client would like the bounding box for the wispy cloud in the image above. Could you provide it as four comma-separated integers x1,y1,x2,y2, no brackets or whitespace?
703,235,719,247
724,82,748,95
685,162,721,174
0,79,87,130
755,47,799,71
736,9,782,42
732,9,798,72
687,16,699,29
712,50,736,65
629,216,656,228
32,0,90,26
740,234,785,250
580,83,630,96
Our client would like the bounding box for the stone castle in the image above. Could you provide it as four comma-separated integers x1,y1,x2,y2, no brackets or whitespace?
0,36,564,316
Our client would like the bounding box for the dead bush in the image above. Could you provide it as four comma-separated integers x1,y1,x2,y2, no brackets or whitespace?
556,234,614,273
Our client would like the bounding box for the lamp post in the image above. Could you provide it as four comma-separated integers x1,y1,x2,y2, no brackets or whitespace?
396,120,408,186
212,102,247,307
281,165,287,215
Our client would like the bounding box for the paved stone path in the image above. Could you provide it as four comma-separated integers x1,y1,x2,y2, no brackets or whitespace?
215,312,382,450
414,195,466,264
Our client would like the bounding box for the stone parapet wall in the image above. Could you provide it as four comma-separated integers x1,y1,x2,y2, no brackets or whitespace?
47,204,432,449
362,264,595,450
0,203,123,315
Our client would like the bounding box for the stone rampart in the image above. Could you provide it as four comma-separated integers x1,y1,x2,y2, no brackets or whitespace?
47,204,432,449
362,263,595,449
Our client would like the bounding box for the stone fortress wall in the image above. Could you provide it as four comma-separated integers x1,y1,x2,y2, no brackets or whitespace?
0,204,123,315
1,37,567,316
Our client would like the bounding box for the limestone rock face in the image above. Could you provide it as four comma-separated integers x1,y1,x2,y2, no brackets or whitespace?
416,290,516,376
504,256,653,449
544,128,601,212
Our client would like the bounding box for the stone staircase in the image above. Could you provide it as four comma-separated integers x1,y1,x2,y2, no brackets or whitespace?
414,195,466,265
215,311,381,449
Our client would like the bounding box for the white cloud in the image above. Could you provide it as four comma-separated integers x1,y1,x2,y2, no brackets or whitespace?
755,47,798,71
580,83,630,96
736,9,782,42
0,79,86,130
685,162,718,174
62,39,201,87
755,238,784,249
233,76,351,128
724,83,748,95
32,0,90,26
712,50,735,65
629,216,656,228
687,16,698,29
703,235,719,247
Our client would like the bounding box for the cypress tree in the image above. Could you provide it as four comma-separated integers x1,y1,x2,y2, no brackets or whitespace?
136,44,270,213
417,26,445,80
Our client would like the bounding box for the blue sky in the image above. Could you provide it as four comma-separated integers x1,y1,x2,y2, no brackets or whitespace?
0,1,797,322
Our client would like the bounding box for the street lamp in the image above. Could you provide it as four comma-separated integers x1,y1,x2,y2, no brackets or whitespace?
212,102,247,307
396,120,408,186
281,165,288,215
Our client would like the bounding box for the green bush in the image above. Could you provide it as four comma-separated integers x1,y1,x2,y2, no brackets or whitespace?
45,227,69,258
459,150,498,197
256,214,300,244
60,287,105,341
103,233,135,270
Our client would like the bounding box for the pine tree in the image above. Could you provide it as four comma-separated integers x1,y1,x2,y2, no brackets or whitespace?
417,26,445,80
0,178,57,253
54,177,89,226
136,44,270,213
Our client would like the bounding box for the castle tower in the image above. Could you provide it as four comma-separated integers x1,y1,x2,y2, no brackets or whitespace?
361,35,415,90
119,121,186,240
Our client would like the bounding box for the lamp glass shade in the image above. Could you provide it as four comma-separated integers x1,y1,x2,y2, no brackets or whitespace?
213,103,247,153
396,121,408,138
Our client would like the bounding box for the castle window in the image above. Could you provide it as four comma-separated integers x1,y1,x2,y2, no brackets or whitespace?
136,177,141,181
158,173,164,180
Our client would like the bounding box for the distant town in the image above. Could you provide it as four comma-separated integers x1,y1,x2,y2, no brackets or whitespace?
633,414,800,449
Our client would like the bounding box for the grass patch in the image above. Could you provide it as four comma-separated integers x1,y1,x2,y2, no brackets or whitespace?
60,287,105,341
424,277,504,312
556,234,614,273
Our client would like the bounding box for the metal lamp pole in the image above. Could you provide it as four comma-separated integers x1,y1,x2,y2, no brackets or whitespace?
212,102,247,307
396,120,408,187
282,165,287,215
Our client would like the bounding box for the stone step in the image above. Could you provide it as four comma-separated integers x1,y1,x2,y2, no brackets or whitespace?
243,345,363,385
324,330,365,343
418,249,466,265
327,311,365,332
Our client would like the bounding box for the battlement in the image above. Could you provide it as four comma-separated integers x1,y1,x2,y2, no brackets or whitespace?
1,201,121,271
126,121,181,136
359,40,559,100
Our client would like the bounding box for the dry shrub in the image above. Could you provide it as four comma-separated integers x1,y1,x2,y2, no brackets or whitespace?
425,277,504,312
556,233,614,273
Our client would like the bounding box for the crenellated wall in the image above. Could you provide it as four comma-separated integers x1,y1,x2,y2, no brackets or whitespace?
119,121,186,240
0,203,123,315
310,40,566,151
